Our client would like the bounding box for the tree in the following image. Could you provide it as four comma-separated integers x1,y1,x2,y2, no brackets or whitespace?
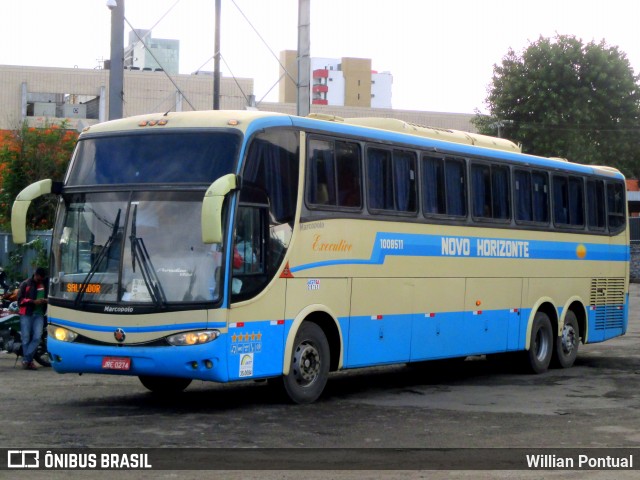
0,121,78,230
473,34,640,178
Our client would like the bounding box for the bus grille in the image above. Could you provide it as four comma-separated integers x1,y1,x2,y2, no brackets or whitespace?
590,278,626,331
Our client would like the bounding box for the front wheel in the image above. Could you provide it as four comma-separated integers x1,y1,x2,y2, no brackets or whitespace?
282,322,330,404
523,311,553,374
139,375,192,394
552,311,580,368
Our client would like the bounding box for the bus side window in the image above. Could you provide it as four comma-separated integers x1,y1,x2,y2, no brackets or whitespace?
422,155,446,214
554,175,585,227
445,158,466,216
336,141,362,208
515,170,533,222
553,175,569,225
607,182,626,232
368,148,394,210
308,140,335,205
368,147,416,213
394,150,417,213
587,179,606,230
531,171,549,223
471,164,492,218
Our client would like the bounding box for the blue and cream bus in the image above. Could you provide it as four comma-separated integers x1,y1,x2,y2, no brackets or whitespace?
12,110,629,403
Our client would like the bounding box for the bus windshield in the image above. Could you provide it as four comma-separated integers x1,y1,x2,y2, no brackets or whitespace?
67,131,240,185
50,191,224,306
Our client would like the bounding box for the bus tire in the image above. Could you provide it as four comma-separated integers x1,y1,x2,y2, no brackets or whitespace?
139,375,192,394
552,310,579,369
523,311,553,374
282,322,330,404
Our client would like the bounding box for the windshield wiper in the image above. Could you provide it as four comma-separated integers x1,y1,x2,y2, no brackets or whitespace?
74,209,121,307
129,205,167,308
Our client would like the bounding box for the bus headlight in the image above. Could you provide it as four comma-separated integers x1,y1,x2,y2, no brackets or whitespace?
49,325,78,342
167,330,220,346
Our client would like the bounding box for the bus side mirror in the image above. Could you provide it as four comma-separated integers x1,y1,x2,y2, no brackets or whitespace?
11,179,54,244
201,174,238,244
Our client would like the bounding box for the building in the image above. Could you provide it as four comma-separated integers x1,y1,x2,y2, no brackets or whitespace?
279,50,393,109
0,64,476,133
0,65,253,131
124,29,180,74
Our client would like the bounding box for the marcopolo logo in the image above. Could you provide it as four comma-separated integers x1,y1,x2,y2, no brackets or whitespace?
8,450,39,468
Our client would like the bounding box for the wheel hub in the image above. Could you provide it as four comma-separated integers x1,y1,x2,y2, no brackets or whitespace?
292,342,320,385
561,324,576,354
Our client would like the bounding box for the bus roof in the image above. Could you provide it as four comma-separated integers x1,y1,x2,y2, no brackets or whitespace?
80,110,624,181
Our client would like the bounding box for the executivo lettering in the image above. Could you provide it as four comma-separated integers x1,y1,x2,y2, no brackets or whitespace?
442,237,530,258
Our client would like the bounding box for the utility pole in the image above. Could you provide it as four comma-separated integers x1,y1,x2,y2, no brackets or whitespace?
108,0,124,120
213,0,221,110
297,0,310,117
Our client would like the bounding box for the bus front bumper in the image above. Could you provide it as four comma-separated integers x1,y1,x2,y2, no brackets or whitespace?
47,337,229,382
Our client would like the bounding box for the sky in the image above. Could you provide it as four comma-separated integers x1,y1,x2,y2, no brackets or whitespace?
2,0,640,114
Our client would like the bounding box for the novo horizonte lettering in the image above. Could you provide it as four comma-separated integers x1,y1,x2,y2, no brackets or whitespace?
441,237,530,258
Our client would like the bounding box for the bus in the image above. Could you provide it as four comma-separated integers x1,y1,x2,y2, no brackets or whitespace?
11,110,629,404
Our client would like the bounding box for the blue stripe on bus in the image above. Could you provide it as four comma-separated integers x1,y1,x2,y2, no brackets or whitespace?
50,317,224,333
290,232,629,273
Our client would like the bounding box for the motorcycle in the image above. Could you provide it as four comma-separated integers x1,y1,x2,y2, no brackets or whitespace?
0,298,51,368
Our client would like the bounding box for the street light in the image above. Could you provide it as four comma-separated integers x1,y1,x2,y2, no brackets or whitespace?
107,0,124,120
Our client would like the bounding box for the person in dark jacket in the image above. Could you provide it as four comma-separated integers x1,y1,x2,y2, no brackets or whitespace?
17,267,48,370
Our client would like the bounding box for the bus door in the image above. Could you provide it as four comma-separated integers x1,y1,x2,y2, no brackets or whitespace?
226,201,287,381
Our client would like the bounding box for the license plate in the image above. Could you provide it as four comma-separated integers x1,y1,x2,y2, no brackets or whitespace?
102,357,131,370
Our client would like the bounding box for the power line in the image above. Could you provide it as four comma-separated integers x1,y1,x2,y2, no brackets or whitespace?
124,16,196,111
124,0,181,64
230,0,297,86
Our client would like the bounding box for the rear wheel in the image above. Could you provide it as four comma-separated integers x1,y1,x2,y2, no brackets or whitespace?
139,375,192,394
523,311,553,374
282,322,330,404
552,311,579,368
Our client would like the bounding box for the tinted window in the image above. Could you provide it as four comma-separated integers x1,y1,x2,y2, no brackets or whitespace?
515,170,549,224
607,182,626,231
368,148,417,213
471,163,510,220
531,172,549,223
515,170,533,222
587,180,606,230
553,175,584,227
244,129,299,224
422,156,466,217
307,138,362,209
68,132,240,185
